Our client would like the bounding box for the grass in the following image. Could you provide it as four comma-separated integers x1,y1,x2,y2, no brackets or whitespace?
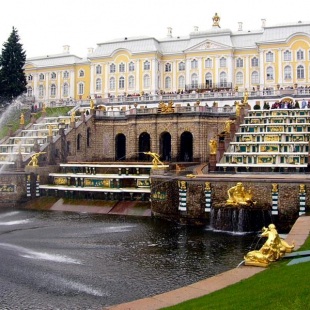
164,234,310,310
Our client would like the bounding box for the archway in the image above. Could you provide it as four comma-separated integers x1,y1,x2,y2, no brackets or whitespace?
160,132,171,161
138,132,151,160
180,131,193,161
115,134,126,160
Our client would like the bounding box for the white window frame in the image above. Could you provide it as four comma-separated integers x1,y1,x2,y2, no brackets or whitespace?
96,78,102,91
96,65,102,74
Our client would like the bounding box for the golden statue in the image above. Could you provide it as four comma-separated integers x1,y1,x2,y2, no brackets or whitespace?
48,125,53,137
226,182,255,206
27,152,46,167
212,13,220,27
236,103,241,117
42,103,46,113
205,182,211,191
244,224,294,267
271,183,278,193
70,111,75,122
90,99,95,110
144,151,164,167
299,184,306,193
209,138,217,155
158,101,174,113
178,181,187,190
224,120,234,133
20,113,25,125
243,89,249,104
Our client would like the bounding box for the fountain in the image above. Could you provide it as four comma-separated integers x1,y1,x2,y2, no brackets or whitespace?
210,182,272,232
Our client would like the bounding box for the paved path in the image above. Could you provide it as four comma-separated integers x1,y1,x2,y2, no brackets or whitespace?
106,216,310,310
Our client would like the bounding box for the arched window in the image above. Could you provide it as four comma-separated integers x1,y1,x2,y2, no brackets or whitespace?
38,85,44,97
205,72,212,88
178,76,185,89
96,78,102,91
77,134,82,151
191,59,198,69
119,63,125,72
51,72,56,79
144,61,150,70
63,71,69,78
251,71,259,84
236,58,243,68
128,75,135,89
165,63,171,72
27,86,32,97
219,72,227,87
266,66,274,80
109,77,115,90
165,76,171,89
63,83,69,96
143,75,150,88
297,65,305,79
191,73,198,88
78,82,84,95
284,50,291,61
27,74,33,81
119,76,125,89
129,62,135,71
297,49,304,60
251,57,259,67
87,128,91,147
205,58,212,68
266,51,273,62
110,63,116,73
79,70,85,77
51,84,56,96
284,66,292,80
178,61,185,71
220,57,226,67
96,65,102,74
236,72,243,85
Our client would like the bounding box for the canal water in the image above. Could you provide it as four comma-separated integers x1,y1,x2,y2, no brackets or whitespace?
0,209,257,309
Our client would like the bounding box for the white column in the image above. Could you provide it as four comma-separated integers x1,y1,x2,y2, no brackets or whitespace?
277,48,283,85
245,56,250,89
90,64,95,95
259,50,265,88
173,60,177,91
70,70,75,99
33,73,38,101
214,56,219,86
227,55,233,87
197,57,202,85
185,59,191,87
136,59,140,93
151,58,157,94
57,71,61,100
45,73,49,101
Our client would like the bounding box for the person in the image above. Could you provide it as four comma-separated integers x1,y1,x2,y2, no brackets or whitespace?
209,138,217,155
302,99,307,108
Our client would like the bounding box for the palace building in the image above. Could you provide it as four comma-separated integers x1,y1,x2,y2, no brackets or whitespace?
24,14,310,105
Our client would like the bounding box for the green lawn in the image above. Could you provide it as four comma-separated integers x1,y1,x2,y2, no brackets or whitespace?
164,234,310,310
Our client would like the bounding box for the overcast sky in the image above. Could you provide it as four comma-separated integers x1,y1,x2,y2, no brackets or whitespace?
1,0,309,59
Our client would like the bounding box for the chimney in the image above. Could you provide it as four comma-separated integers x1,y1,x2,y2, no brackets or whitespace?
194,26,199,32
261,19,266,28
63,45,70,53
167,27,172,38
238,22,243,31
87,47,94,54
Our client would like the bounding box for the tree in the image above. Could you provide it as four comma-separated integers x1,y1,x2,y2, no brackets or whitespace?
0,27,27,103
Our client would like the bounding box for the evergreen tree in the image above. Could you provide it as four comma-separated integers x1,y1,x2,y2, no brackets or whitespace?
0,27,27,103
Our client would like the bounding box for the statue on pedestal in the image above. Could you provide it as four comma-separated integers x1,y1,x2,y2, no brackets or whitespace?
27,152,46,167
226,182,255,206
209,138,217,155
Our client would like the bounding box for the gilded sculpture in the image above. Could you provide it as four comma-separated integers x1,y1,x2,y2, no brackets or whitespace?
178,180,187,190
27,152,46,167
70,111,75,122
209,137,217,155
212,13,220,27
205,182,211,191
158,101,174,113
20,113,25,125
224,120,234,133
144,151,164,167
226,182,255,206
244,224,294,267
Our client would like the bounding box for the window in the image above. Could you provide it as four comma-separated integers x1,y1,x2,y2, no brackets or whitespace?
50,84,56,96
165,63,171,72
191,73,198,88
220,57,226,67
236,72,243,85
96,78,102,91
205,72,212,88
79,70,85,77
143,75,150,88
110,63,116,73
284,66,292,80
251,57,259,67
78,83,84,95
129,61,135,71
96,65,102,74
27,75,33,81
251,71,259,84
205,58,212,68
297,65,305,79
38,85,44,97
27,86,32,96
178,61,185,71
51,72,56,79
297,49,304,60
39,73,44,80
109,77,115,90
191,59,198,69
119,63,125,72
128,76,135,89
219,72,227,87
266,51,273,62
119,76,125,89
284,50,291,61
165,76,171,89
63,71,69,79
236,58,243,68
63,83,69,96
144,60,150,70
178,76,185,89
266,66,274,80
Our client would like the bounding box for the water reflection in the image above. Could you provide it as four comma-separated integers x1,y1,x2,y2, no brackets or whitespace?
0,209,256,309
